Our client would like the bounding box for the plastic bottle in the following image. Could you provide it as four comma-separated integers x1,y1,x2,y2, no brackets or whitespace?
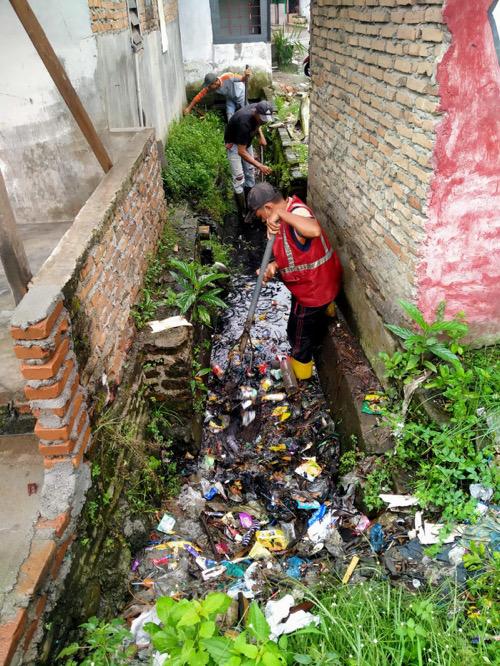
280,356,298,395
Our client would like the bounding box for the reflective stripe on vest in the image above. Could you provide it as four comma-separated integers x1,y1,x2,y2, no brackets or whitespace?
279,198,333,275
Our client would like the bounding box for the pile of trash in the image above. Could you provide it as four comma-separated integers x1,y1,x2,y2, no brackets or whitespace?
125,233,499,658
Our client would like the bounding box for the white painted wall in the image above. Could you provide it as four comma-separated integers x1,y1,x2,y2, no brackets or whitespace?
299,0,311,23
0,0,185,225
178,0,272,84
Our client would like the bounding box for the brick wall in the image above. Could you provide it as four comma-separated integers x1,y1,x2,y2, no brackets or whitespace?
308,0,448,373
88,0,178,35
71,136,166,392
89,0,128,33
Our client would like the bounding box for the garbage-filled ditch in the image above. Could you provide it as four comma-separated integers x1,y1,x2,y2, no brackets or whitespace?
118,223,498,663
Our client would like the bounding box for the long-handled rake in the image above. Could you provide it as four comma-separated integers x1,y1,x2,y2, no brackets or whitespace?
229,233,276,368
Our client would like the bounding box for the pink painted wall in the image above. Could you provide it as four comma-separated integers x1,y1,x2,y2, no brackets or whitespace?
417,0,500,342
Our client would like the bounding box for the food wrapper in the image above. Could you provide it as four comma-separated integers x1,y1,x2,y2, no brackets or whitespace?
295,457,322,481
256,529,288,551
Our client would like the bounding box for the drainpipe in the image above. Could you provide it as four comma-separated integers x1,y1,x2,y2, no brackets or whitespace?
133,50,145,127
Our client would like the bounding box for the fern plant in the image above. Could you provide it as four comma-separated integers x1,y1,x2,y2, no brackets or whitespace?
167,258,228,326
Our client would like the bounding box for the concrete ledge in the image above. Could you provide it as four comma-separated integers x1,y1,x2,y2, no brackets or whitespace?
315,313,394,455
32,129,154,295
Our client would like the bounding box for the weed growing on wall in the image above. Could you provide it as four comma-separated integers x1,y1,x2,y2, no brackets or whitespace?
163,113,233,221
372,301,499,523
132,218,180,329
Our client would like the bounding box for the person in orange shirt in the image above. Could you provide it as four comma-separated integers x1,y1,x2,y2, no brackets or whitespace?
184,68,251,120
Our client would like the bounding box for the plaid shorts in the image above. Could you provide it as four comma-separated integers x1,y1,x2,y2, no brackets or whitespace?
287,296,329,363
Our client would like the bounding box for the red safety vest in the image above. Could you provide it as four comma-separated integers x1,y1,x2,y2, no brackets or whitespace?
273,195,342,307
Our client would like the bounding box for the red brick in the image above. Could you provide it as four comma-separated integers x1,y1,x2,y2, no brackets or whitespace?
38,440,75,457
21,338,70,381
13,317,69,360
72,425,91,468
35,391,84,440
36,512,71,538
0,609,27,666
50,535,75,579
16,541,56,597
23,595,47,652
11,301,63,341
24,359,74,401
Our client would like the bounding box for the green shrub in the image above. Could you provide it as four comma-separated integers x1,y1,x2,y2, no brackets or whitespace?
378,301,499,522
163,113,232,220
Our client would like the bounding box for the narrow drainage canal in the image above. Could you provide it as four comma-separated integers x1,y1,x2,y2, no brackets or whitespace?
126,220,346,632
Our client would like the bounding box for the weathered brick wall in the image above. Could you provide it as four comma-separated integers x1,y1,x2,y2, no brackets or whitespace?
89,0,178,34
70,135,166,392
164,0,178,23
308,0,448,373
89,0,128,33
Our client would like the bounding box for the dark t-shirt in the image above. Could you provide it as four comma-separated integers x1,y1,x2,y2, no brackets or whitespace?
224,104,258,147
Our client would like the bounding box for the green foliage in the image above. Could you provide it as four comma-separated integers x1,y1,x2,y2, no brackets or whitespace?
379,301,499,522
287,580,496,665
132,220,180,329
363,462,392,512
272,28,305,69
274,96,300,124
463,542,500,630
146,593,288,665
57,617,134,666
338,450,358,476
202,237,234,268
381,300,467,382
166,258,228,326
164,113,233,220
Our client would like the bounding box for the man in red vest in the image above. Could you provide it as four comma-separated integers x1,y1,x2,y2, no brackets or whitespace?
247,182,342,380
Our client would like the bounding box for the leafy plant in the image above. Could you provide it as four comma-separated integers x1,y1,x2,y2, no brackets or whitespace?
57,617,134,665
273,28,305,69
381,300,467,382
145,593,289,665
363,462,392,512
377,302,499,522
166,258,228,326
164,113,233,220
463,542,500,630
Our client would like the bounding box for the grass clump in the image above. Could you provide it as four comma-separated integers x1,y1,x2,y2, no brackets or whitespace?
163,113,232,221
288,580,497,666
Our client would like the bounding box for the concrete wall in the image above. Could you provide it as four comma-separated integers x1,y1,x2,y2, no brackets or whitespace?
179,0,272,83
0,0,185,226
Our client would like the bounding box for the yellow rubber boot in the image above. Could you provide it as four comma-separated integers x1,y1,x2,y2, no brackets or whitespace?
290,357,314,380
326,302,336,318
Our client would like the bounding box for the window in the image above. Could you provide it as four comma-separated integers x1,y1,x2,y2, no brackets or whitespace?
210,0,270,44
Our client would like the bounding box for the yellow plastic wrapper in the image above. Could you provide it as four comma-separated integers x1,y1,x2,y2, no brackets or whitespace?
248,542,273,560
260,378,273,392
271,405,291,422
256,529,289,551
269,443,287,452
163,540,201,555
295,457,323,482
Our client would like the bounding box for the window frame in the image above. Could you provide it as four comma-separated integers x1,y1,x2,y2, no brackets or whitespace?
209,0,270,45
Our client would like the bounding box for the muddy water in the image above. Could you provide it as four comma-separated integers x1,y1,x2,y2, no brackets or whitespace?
129,222,341,605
